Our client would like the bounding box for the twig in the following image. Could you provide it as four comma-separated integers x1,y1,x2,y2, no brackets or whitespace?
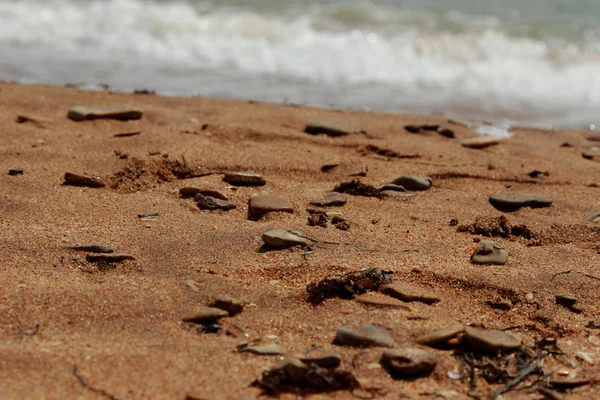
493,363,540,397
73,365,119,400
538,387,565,400
581,272,600,281
549,269,572,282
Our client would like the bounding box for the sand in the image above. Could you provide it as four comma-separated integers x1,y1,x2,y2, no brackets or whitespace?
1,82,599,399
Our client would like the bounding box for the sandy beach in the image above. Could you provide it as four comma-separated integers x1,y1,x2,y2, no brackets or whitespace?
1,82,599,399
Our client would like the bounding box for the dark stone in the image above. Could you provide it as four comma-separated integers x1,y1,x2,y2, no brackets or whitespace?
63,172,105,188
489,193,552,212
8,169,23,175
68,105,142,121
196,194,236,211
223,172,266,186
304,122,351,137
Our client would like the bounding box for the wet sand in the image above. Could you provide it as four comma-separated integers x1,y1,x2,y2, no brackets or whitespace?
1,82,599,399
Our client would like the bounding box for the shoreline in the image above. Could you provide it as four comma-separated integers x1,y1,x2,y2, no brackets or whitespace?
1,82,599,399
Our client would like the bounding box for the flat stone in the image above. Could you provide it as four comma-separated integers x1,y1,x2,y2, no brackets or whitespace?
380,184,406,192
241,343,287,355
471,240,509,265
416,323,465,347
195,194,236,211
461,136,502,149
587,212,600,223
582,149,599,160
248,195,293,218
138,211,158,218
85,254,135,263
310,192,347,207
380,348,438,377
464,326,521,353
304,122,351,137
68,105,142,121
179,187,229,200
586,135,600,142
182,307,229,323
489,193,553,211
438,128,455,138
299,354,342,369
223,172,266,186
555,294,577,308
208,296,246,316
355,292,411,309
391,176,432,191
63,244,115,253
486,300,512,311
381,283,440,304
262,229,310,248
333,323,396,348
63,172,105,188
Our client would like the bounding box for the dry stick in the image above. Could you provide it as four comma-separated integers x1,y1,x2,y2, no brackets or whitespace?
549,269,573,282
581,272,600,281
73,365,119,400
549,269,600,282
493,363,541,398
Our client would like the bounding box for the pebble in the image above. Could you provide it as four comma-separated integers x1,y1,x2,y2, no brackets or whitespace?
586,321,600,329
555,294,577,308
299,354,342,369
391,176,432,191
586,135,600,142
321,163,339,173
575,351,594,364
582,148,600,160
416,323,465,347
333,323,397,348
68,105,143,121
240,343,287,355
85,254,135,263
464,326,521,353
138,211,158,218
438,128,455,138
304,122,352,137
62,244,115,253
196,194,236,211
8,169,23,176
461,136,502,149
179,187,229,200
486,299,512,311
380,184,406,192
380,348,438,377
587,211,600,223
471,240,509,265
489,193,553,211
223,172,266,186
248,195,293,218
182,307,229,323
208,296,245,316
381,283,441,304
262,229,310,248
310,192,348,207
355,292,411,309
63,172,105,188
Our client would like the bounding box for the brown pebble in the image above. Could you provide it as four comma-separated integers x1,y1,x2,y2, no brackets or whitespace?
461,136,503,149
180,187,229,200
223,172,266,186
416,323,465,347
380,348,438,378
310,192,348,207
196,194,236,211
63,172,105,188
304,122,351,137
355,292,411,309
68,105,143,121
182,307,229,323
208,296,245,316
248,195,293,218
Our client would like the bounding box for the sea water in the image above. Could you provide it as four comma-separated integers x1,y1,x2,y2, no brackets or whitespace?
1,0,600,128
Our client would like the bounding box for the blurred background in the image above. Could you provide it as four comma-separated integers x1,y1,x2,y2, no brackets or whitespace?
1,0,600,128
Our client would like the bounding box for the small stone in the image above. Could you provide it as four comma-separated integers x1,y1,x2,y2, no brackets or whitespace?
380,184,406,192
321,163,339,173
380,348,438,378
199,323,223,334
8,169,23,176
68,105,142,121
333,323,396,348
299,354,342,369
262,229,310,248
304,122,351,137
248,195,293,218
587,212,600,223
182,307,229,323
223,172,266,186
138,211,158,218
548,379,591,389
461,136,502,149
489,193,553,211
85,254,135,263
575,351,594,364
583,150,599,160
486,300,512,311
464,326,521,353
586,135,600,142
438,128,455,138
240,343,287,355
63,244,115,253
391,176,432,191
208,296,245,316
471,240,509,265
63,172,105,188
381,283,440,304
310,192,347,207
415,323,465,347
196,194,236,211
179,187,229,200
355,292,411,309
555,294,577,308
586,321,600,329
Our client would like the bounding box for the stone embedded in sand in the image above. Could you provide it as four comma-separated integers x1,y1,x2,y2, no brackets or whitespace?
179,187,229,200
587,211,600,223
586,135,600,142
391,176,432,191
461,136,502,149
355,292,411,309
381,283,440,304
85,254,135,263
471,240,509,265
438,128,455,138
195,194,236,211
310,192,348,207
380,184,406,192
415,323,465,347
63,244,115,253
464,326,521,353
241,343,287,355
182,307,229,324
555,294,578,311
380,348,438,378
248,195,293,218
486,299,512,311
262,229,310,248
208,296,246,316
223,172,266,186
304,122,351,137
299,354,342,369
68,105,143,121
582,148,600,160
63,172,105,188
333,323,397,348
489,193,553,211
